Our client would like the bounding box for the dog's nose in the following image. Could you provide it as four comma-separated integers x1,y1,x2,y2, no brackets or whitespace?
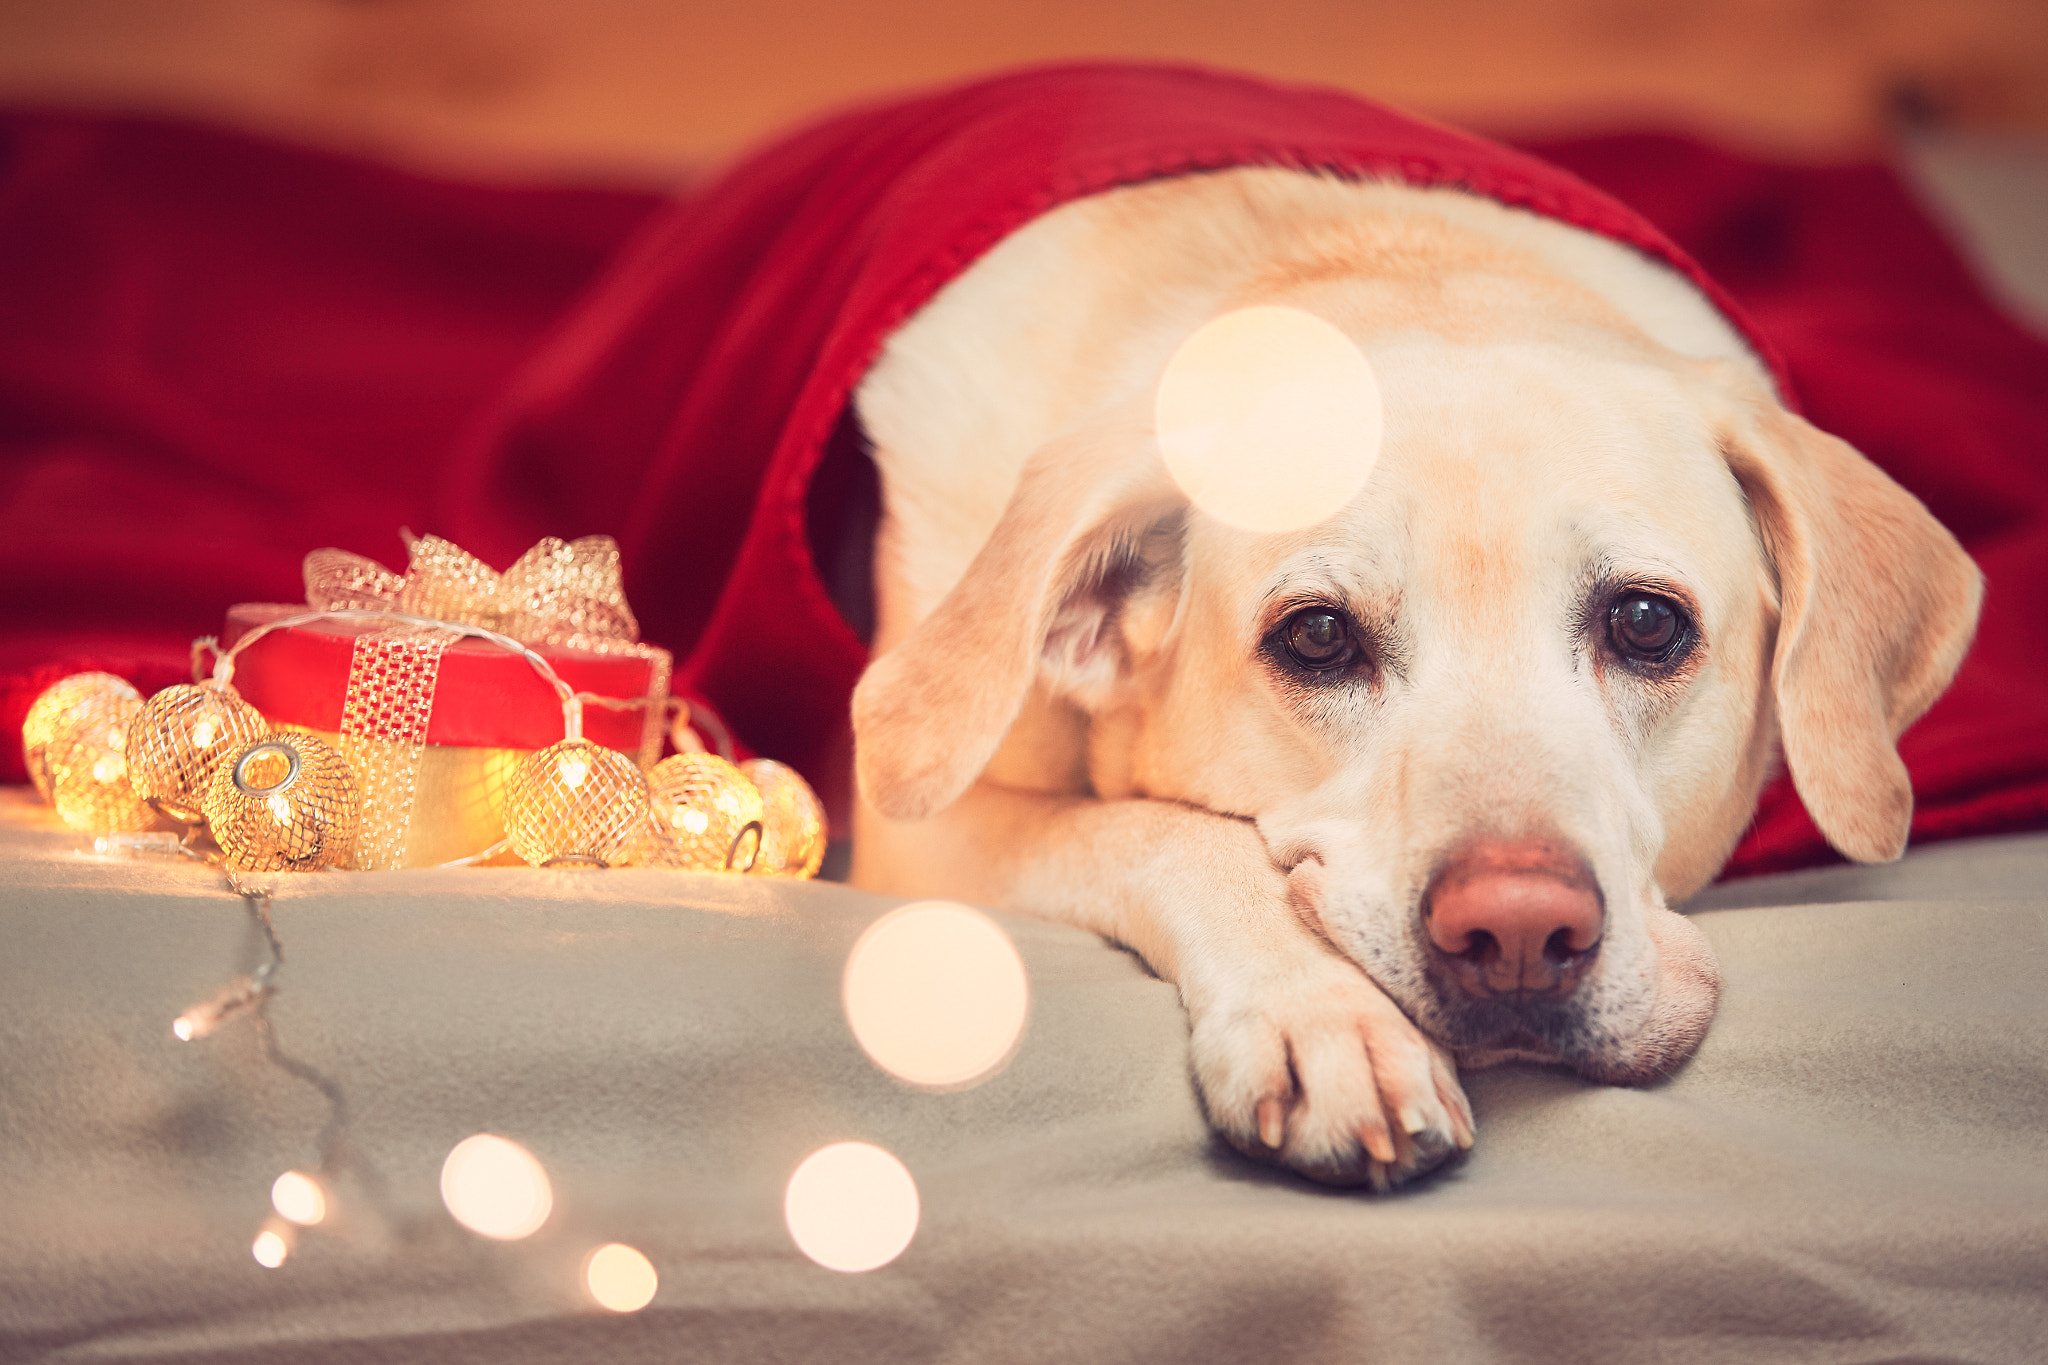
1424,838,1604,1000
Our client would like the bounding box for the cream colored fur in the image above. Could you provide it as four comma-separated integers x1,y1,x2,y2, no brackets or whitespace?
847,168,1982,1188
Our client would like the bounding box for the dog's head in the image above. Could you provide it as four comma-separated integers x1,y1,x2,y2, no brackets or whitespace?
853,270,1981,1083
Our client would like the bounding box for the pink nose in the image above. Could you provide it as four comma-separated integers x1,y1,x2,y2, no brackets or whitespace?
1424,838,1605,1000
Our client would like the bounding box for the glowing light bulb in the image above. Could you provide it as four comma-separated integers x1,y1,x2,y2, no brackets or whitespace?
783,1141,919,1273
739,758,828,878
843,902,1029,1089
640,752,763,871
1154,305,1384,534
42,691,154,834
21,672,141,800
169,976,261,1042
128,683,269,825
252,1226,291,1268
202,734,360,872
584,1243,659,1312
271,1170,326,1226
440,1134,552,1240
502,740,649,869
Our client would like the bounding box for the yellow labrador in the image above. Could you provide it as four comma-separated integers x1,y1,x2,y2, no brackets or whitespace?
846,168,1982,1188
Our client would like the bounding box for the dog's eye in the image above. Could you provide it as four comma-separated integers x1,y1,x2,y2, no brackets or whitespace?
1283,608,1357,670
1608,593,1688,663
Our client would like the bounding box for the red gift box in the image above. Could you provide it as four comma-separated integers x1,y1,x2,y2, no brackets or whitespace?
220,604,669,762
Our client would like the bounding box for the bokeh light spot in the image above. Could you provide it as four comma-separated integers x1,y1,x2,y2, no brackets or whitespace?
440,1133,553,1240
783,1141,919,1273
584,1242,659,1312
270,1170,326,1226
1155,305,1384,534
251,1226,290,1268
843,902,1028,1089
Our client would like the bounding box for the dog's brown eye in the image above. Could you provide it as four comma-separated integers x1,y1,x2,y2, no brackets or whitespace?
1608,593,1687,662
1283,608,1356,670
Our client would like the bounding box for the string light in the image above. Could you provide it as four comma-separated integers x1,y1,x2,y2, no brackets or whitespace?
202,734,362,872
172,975,265,1041
22,590,848,1282
21,672,139,800
642,752,763,871
128,682,269,825
92,831,189,859
502,739,650,868
170,881,283,1043
43,692,157,834
740,758,827,878
25,661,822,879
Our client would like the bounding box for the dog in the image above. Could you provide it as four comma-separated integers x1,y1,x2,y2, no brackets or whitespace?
843,166,1982,1188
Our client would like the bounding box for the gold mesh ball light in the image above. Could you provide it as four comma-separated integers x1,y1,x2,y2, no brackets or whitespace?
44,692,158,833
643,752,763,872
202,732,362,871
740,758,826,879
129,683,270,825
504,738,650,868
22,672,141,801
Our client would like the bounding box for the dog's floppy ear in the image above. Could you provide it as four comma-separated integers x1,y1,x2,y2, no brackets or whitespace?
1712,369,1982,863
854,418,1182,821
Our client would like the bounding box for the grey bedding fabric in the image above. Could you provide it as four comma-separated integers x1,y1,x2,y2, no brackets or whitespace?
1,786,2044,1364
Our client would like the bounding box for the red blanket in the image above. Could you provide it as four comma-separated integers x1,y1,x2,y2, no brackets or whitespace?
4,63,2044,876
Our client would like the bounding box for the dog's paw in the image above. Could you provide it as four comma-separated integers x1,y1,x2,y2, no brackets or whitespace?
1186,954,1474,1190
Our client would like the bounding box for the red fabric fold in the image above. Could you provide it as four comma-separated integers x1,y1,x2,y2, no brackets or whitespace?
3,63,2044,877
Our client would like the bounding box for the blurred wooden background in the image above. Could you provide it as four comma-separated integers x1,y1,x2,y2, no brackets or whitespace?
1,0,2044,181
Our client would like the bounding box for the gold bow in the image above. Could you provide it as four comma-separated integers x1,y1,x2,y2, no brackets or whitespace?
303,531,640,652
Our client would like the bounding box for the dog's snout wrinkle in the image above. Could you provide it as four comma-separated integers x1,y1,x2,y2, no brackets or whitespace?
1424,838,1604,1001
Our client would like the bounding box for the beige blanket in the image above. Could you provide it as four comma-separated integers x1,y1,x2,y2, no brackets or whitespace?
2,787,2043,1363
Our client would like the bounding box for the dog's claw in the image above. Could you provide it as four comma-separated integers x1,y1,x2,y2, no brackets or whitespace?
1256,1096,1287,1149
1360,1121,1397,1165
1429,1044,1476,1148
1452,1106,1475,1149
